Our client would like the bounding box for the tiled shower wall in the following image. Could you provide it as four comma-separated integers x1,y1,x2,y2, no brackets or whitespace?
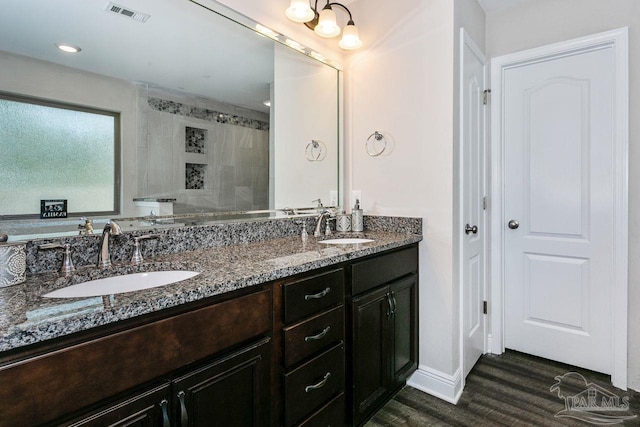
137,93,269,213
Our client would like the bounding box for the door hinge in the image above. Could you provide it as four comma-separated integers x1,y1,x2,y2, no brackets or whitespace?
482,196,488,210
483,89,491,105
483,301,488,314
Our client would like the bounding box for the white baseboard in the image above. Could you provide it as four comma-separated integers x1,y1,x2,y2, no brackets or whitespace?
406,365,464,404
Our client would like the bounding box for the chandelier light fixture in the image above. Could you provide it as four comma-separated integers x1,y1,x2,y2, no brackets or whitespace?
285,0,363,50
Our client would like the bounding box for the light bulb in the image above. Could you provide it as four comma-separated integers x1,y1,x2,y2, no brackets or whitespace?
55,43,81,53
338,22,362,50
285,0,315,23
314,7,340,38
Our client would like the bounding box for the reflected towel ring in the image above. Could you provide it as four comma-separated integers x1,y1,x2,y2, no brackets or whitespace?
366,131,387,157
306,140,327,162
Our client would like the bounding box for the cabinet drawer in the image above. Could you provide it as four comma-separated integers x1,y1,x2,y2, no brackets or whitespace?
351,246,417,295
297,392,345,427
284,343,345,427
284,269,344,324
284,306,344,368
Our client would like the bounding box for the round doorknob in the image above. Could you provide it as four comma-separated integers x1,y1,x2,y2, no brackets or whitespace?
465,224,478,235
508,219,519,230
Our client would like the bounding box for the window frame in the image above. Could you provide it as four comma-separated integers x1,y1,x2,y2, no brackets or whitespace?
0,91,121,220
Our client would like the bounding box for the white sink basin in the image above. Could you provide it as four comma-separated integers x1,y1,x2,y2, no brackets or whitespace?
44,271,200,298
319,238,374,245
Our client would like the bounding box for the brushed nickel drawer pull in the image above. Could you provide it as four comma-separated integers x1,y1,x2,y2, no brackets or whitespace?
305,326,331,342
178,391,188,426
304,287,331,301
305,372,331,393
160,399,171,427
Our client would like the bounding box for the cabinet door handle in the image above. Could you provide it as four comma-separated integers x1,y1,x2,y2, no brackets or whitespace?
304,287,331,301
178,391,188,427
390,291,397,316
304,326,331,342
386,292,393,319
305,372,331,393
160,399,171,427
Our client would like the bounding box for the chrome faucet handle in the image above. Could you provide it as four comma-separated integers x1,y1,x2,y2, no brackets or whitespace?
130,234,160,265
312,198,323,208
38,243,75,277
325,217,335,236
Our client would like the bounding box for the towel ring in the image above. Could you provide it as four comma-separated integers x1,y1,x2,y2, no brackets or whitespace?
366,131,387,157
305,140,326,162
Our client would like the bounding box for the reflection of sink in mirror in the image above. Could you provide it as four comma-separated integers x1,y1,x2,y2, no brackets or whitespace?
319,238,374,245
43,271,200,298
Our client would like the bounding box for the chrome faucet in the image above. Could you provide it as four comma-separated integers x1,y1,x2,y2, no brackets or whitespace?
98,221,122,269
314,210,333,237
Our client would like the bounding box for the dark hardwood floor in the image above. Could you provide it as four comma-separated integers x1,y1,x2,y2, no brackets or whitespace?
367,350,640,426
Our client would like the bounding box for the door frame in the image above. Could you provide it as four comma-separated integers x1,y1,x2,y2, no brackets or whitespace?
458,27,488,381
489,27,629,389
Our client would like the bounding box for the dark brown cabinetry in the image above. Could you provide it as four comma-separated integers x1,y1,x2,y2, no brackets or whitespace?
171,338,271,427
349,246,418,426
0,288,272,427
63,338,270,427
0,243,419,427
281,268,346,427
61,383,172,427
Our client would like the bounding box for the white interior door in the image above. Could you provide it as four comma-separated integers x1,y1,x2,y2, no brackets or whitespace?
461,29,487,379
501,37,621,375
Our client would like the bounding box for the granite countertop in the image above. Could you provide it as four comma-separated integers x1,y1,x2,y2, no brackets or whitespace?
0,231,421,353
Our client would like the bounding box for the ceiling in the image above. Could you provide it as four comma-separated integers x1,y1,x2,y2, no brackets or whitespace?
0,0,275,112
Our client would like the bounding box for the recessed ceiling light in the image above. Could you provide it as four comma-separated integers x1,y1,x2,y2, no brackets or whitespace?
55,43,81,54
263,100,271,107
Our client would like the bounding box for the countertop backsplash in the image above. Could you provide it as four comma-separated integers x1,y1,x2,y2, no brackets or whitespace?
23,215,422,275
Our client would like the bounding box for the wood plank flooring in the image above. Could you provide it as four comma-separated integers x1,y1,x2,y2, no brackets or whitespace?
367,351,640,426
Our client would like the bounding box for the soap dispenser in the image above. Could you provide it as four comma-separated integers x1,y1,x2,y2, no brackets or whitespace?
351,199,364,232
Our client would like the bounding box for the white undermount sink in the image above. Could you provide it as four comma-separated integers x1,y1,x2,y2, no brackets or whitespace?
319,238,374,245
43,271,200,298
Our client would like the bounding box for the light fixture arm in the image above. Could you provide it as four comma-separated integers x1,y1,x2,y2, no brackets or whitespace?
324,2,355,24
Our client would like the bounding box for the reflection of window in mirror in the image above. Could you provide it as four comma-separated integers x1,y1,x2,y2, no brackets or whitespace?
0,94,120,218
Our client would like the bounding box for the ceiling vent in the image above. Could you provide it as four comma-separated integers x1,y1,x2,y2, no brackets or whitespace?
105,2,151,23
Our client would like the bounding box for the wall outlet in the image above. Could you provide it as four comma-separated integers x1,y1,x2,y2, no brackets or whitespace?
352,190,362,208
329,191,338,207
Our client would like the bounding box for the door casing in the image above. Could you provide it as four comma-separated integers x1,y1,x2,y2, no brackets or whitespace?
489,27,629,389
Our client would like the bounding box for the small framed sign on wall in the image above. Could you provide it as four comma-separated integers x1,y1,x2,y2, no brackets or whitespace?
40,199,68,219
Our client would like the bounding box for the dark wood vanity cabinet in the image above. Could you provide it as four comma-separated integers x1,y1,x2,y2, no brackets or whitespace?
0,242,419,427
280,268,346,427
0,288,272,427
170,337,271,427
61,337,271,427
60,383,173,427
349,246,418,427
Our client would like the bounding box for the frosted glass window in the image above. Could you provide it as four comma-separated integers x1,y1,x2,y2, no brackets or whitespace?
0,95,119,217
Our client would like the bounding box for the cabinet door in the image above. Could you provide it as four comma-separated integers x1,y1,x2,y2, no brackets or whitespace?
351,286,391,426
61,383,172,427
171,338,270,427
389,274,418,388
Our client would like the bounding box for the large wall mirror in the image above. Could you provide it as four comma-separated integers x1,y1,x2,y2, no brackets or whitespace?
0,0,340,237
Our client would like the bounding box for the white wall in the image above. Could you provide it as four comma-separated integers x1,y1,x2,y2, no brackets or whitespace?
346,0,461,398
273,44,339,208
485,0,640,392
